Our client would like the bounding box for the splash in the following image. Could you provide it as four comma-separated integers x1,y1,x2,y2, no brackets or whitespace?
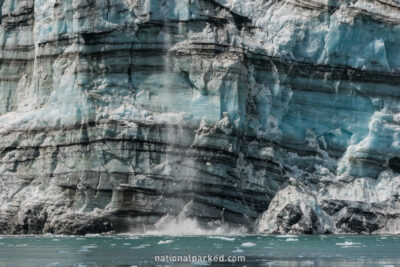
129,214,248,236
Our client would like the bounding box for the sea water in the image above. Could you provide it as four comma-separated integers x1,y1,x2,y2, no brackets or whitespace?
1,235,400,266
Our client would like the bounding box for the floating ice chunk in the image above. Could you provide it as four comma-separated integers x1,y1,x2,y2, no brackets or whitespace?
192,261,211,266
208,236,235,241
241,242,256,247
232,247,244,253
336,241,361,247
285,238,298,242
78,245,97,252
157,240,174,245
131,244,150,249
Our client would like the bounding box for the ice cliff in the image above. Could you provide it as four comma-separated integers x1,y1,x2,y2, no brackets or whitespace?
1,0,400,234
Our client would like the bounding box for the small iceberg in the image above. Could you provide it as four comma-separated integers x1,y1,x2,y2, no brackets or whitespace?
79,244,97,252
336,241,361,247
131,244,150,249
277,234,298,238
192,261,211,266
241,242,256,247
285,237,298,242
232,247,244,253
78,247,91,253
157,240,174,245
208,236,235,241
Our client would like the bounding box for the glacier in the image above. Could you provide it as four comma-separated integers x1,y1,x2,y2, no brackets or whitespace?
0,0,400,234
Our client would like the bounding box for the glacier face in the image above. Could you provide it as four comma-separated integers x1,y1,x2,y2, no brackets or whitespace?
0,0,400,234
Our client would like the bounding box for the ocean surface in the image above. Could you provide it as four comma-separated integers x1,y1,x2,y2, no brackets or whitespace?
1,235,400,267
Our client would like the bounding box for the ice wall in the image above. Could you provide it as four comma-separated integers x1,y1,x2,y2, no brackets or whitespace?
1,0,400,234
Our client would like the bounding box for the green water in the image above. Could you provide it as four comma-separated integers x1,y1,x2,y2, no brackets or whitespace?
1,235,400,266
